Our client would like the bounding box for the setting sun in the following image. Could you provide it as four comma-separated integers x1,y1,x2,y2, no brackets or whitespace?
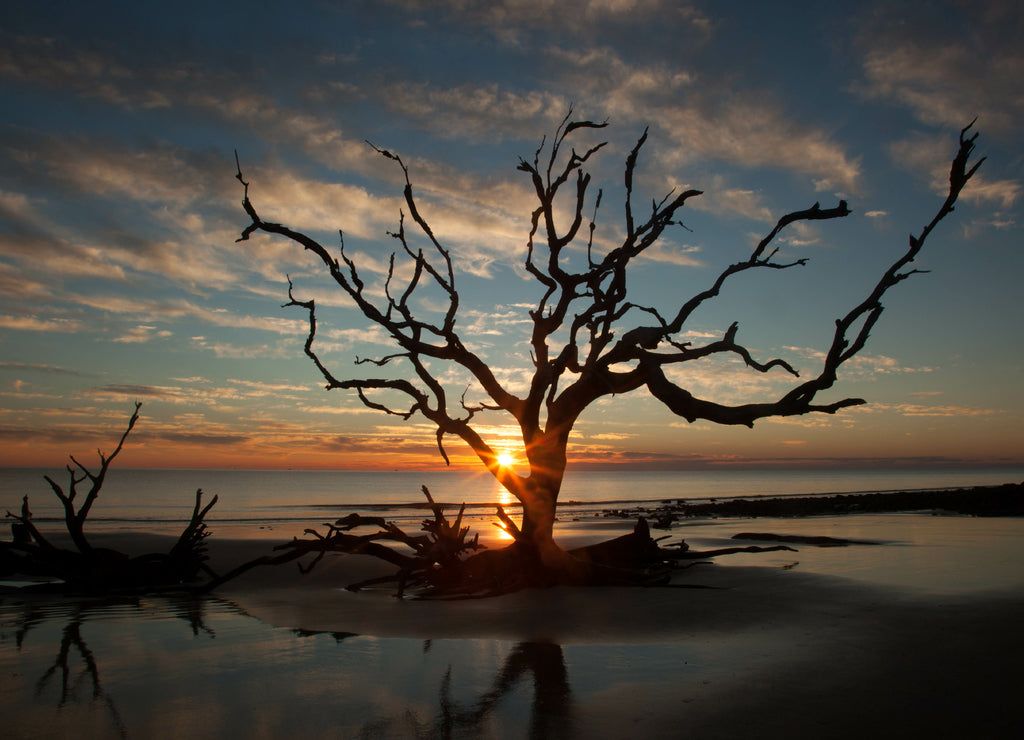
496,453,516,467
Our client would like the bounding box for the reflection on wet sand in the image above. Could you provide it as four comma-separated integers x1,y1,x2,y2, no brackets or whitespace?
29,605,127,738
5,595,222,739
406,641,572,738
1,594,577,739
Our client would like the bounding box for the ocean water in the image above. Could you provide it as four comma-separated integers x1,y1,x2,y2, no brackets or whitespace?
2,465,1021,538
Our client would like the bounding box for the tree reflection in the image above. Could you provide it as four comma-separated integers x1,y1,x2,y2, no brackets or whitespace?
4,595,575,739
3,593,220,739
35,610,128,738
411,641,573,739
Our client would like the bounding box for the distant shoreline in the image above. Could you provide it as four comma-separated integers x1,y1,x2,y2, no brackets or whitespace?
599,482,1024,521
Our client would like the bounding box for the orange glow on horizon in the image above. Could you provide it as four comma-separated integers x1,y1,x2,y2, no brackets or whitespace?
2,417,1021,472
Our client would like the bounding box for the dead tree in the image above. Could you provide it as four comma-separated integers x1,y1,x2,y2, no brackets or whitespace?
2,404,221,591
45,402,142,555
236,114,983,580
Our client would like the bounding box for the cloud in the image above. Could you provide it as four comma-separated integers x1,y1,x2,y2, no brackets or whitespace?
536,46,861,194
460,307,535,337
889,132,1021,210
0,362,86,376
295,404,382,416
86,383,184,399
0,135,279,305
0,182,132,283
777,221,829,248
784,346,934,377
958,177,1022,210
0,260,50,300
227,378,314,394
661,354,788,406
378,0,711,40
113,325,174,343
653,99,861,194
381,83,570,141
65,293,308,337
881,402,1000,418
0,26,860,297
693,181,774,222
190,336,293,360
636,242,703,266
0,32,375,180
244,167,399,242
854,4,1024,136
0,315,83,332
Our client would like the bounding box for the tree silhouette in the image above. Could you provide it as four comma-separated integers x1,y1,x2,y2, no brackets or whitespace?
236,114,982,576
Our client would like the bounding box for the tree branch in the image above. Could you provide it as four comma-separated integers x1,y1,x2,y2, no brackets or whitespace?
40,402,142,554
643,123,982,428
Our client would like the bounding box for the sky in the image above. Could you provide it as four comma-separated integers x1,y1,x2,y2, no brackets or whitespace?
0,0,1021,472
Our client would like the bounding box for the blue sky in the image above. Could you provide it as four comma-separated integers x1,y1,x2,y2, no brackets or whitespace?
0,0,1021,470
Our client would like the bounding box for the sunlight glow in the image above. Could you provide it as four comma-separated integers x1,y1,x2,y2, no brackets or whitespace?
494,477,515,542
496,452,516,467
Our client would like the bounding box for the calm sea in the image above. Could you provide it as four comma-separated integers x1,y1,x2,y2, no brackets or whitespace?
2,466,1021,537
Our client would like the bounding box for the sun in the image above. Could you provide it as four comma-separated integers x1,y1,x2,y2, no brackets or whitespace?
496,452,515,467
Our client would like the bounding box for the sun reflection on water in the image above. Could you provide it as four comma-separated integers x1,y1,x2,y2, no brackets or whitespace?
492,477,515,542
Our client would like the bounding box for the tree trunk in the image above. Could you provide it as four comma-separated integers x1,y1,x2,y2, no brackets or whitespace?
516,456,569,572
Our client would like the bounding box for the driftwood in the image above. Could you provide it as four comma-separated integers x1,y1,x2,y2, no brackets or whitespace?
245,504,805,599
1,404,221,593
207,485,487,596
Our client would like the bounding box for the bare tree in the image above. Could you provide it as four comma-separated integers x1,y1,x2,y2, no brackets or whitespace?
236,115,982,575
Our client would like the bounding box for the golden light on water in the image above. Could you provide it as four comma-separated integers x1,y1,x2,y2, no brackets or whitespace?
493,476,515,542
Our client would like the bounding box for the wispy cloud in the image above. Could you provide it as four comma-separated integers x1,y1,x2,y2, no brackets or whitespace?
0,362,86,376
113,325,173,343
0,315,83,332
379,0,711,41
889,133,1021,209
881,402,1000,418
854,3,1024,136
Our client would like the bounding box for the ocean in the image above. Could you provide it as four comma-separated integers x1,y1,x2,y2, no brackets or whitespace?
2,465,1021,538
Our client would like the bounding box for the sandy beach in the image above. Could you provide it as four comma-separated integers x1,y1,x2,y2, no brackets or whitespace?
3,505,1024,738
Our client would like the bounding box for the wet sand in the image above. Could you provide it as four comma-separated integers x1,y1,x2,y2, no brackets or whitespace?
8,507,1024,738
186,512,1023,738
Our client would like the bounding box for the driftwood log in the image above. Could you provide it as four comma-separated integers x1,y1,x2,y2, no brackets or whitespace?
1,404,221,592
